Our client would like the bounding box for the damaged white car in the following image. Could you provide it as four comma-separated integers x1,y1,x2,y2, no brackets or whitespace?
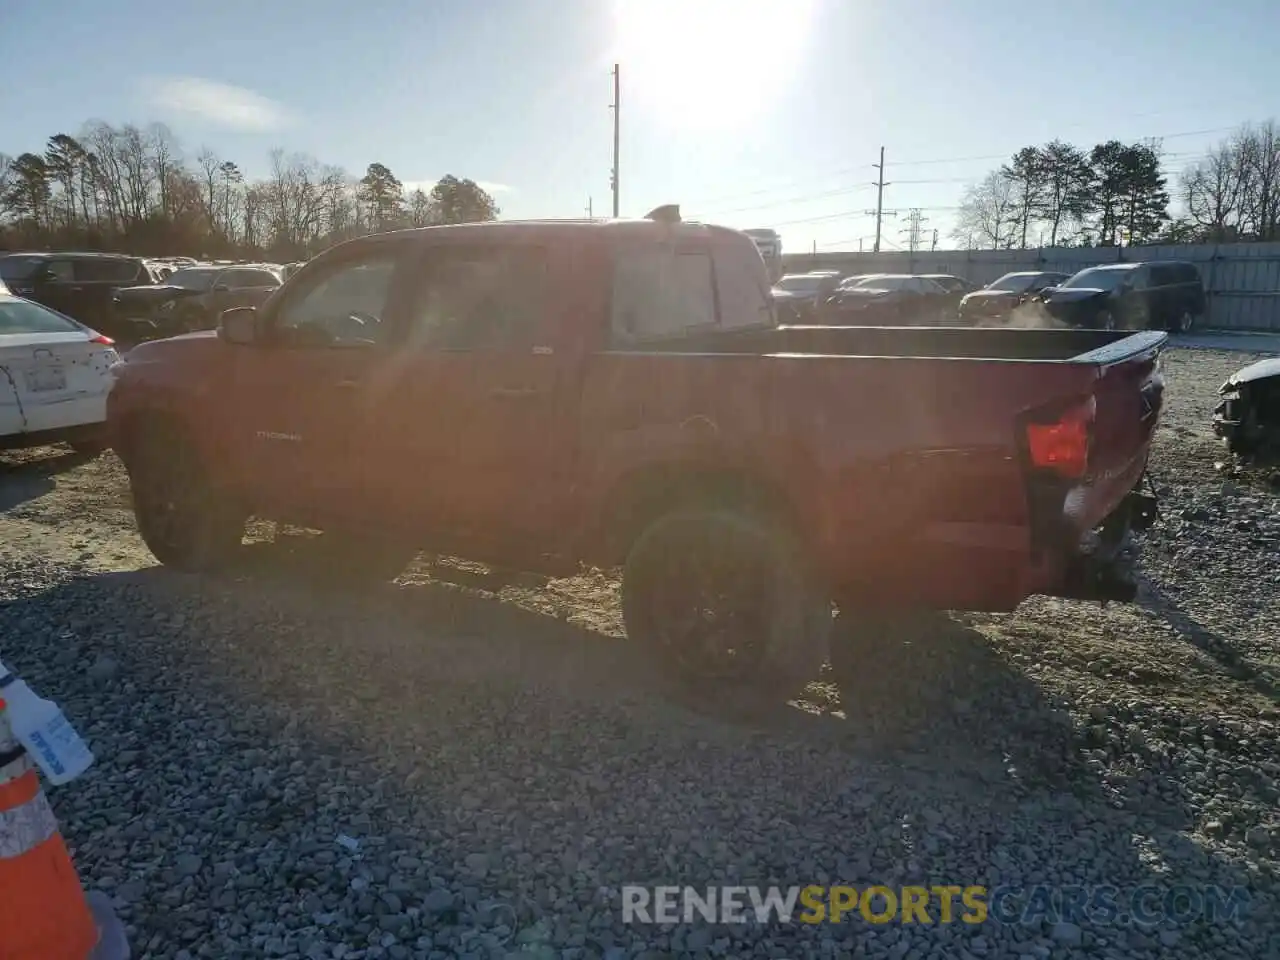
1214,356,1280,457
0,293,120,455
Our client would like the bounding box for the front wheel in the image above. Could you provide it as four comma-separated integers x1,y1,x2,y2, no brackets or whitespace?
621,507,829,694
1097,309,1117,332
126,426,246,571
1171,309,1195,333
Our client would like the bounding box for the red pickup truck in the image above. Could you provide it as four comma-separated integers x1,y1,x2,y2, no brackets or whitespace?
106,212,1165,693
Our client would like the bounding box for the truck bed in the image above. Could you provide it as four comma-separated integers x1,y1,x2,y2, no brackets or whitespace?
621,324,1165,363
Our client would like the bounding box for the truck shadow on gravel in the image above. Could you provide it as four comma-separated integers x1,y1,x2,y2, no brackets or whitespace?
8,567,1271,956
0,447,96,511
1136,575,1279,702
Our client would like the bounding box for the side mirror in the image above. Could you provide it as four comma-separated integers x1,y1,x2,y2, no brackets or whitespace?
218,306,260,345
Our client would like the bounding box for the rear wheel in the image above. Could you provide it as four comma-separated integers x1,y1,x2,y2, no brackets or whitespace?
1171,309,1195,333
621,507,829,694
311,530,417,584
1097,309,1117,331
125,425,246,571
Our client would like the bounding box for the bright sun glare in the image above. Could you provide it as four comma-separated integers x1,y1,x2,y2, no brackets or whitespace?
612,0,815,129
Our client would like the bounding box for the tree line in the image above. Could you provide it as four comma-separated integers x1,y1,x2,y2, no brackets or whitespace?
952,139,1170,250
0,120,500,260
953,119,1280,250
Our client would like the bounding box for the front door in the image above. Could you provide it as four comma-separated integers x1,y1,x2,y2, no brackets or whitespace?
223,246,416,531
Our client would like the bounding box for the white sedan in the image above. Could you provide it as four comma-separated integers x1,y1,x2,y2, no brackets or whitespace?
0,293,120,455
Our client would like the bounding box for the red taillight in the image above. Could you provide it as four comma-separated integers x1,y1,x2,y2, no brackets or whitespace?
89,334,114,346
1026,397,1095,479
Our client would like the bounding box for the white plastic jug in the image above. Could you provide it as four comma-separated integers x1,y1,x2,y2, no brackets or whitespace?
0,671,94,786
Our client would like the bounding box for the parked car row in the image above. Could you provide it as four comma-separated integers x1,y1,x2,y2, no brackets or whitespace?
773,259,1206,331
0,250,289,346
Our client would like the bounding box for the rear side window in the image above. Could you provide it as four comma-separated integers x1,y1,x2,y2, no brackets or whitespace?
73,258,143,283
612,246,716,343
408,246,548,351
0,299,81,334
1178,263,1200,283
714,240,773,331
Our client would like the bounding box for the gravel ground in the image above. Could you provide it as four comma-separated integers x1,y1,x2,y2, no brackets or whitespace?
1,345,1278,960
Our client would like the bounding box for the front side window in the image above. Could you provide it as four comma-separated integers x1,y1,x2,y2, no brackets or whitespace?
612,246,716,343
408,246,548,351
39,260,74,283
274,255,398,345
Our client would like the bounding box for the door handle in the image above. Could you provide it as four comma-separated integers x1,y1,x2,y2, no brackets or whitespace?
335,378,363,389
490,386,540,400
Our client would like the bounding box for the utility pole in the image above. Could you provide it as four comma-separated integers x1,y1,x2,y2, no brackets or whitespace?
931,228,939,252
586,197,594,218
901,208,929,253
610,64,621,218
865,145,896,252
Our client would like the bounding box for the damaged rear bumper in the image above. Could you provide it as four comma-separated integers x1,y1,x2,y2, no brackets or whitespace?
1046,488,1158,603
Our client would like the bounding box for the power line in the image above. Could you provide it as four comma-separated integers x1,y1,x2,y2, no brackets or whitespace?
689,183,875,219
677,124,1243,211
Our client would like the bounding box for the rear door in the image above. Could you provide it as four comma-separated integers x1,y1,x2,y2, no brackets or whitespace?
377,241,577,559
73,257,147,333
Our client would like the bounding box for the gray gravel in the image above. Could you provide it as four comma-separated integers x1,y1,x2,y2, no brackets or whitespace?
1,344,1278,959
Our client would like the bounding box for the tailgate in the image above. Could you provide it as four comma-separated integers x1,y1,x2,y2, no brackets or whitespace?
1060,330,1165,536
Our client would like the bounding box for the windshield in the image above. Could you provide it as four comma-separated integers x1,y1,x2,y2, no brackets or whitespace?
986,273,1040,294
0,256,46,281
167,268,219,291
0,298,82,334
773,274,826,295
1060,267,1131,291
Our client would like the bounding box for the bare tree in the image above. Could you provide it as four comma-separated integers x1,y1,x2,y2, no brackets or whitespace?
148,123,180,220
952,171,1016,249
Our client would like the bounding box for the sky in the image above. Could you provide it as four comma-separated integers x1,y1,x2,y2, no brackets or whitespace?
3,0,1279,254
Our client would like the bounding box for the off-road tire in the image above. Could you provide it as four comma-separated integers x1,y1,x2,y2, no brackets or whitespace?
126,425,246,571
311,530,417,585
621,507,829,694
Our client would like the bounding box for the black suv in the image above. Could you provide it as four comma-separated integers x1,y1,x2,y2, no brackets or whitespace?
0,251,154,337
1038,260,1205,332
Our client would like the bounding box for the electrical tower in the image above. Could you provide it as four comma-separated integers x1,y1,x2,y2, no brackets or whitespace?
901,208,929,252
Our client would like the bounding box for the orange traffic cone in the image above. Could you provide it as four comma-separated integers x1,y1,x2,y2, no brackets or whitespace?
0,698,99,959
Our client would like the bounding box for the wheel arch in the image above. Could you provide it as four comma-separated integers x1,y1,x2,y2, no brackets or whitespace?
588,460,809,569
